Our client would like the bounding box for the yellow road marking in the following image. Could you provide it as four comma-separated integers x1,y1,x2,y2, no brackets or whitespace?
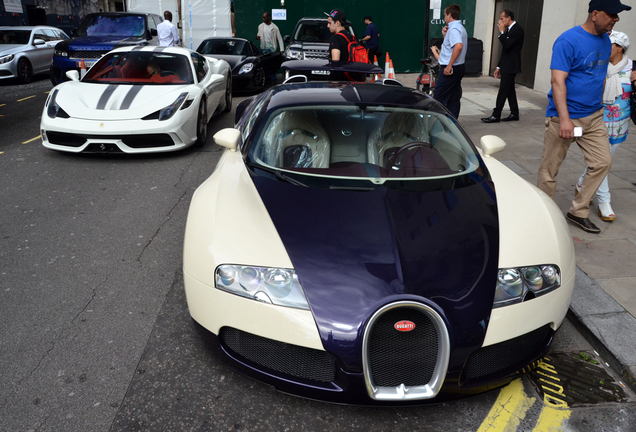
531,358,572,431
477,379,536,432
533,403,572,431
17,95,36,102
22,135,42,144
0,103,5,107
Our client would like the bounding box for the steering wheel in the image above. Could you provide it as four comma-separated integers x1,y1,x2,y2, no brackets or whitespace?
301,35,318,41
381,131,419,142
385,141,433,170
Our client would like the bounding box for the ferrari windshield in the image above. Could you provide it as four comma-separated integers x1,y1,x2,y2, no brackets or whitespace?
76,14,146,37
83,51,193,84
250,106,480,180
0,30,30,44
198,39,249,56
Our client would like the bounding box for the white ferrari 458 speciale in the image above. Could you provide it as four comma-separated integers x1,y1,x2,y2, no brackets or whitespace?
41,46,232,154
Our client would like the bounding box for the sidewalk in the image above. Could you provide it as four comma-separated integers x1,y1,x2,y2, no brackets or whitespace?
396,73,636,390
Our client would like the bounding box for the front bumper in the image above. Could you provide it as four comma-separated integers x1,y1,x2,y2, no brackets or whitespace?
40,113,198,154
0,58,18,80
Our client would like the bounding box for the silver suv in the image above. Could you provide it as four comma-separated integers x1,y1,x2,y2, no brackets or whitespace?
284,17,356,62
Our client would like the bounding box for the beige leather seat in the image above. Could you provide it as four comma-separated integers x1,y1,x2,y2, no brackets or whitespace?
263,110,331,168
368,112,430,166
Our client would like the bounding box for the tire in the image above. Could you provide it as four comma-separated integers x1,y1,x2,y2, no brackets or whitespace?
254,67,265,91
194,99,207,148
17,58,32,84
223,76,232,113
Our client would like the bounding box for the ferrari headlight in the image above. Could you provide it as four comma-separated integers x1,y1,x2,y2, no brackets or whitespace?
46,89,70,119
493,265,561,308
215,265,310,310
54,48,68,57
159,92,188,121
239,63,253,74
285,48,303,60
0,54,15,64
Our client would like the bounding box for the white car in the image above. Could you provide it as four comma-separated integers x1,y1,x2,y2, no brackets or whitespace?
41,46,232,154
183,77,575,405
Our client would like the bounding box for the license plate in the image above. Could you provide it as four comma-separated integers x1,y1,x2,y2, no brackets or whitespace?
76,60,96,68
311,70,330,75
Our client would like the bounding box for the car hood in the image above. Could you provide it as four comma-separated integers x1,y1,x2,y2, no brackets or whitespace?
203,54,246,70
289,41,329,51
68,35,147,49
0,45,25,55
253,177,500,371
55,81,192,120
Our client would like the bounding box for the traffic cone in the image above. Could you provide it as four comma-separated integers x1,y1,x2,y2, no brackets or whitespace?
389,59,395,79
371,55,381,82
80,59,87,78
384,52,390,78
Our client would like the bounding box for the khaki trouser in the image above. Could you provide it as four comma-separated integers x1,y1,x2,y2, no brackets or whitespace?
537,109,611,218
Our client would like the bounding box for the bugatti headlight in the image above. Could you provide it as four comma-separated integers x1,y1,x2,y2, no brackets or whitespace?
239,63,253,74
159,92,188,121
493,265,561,308
0,54,15,64
46,89,70,119
285,48,303,60
215,265,310,310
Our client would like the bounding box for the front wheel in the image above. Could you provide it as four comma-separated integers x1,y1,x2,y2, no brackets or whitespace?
194,99,208,147
254,67,265,91
17,58,32,84
223,76,232,113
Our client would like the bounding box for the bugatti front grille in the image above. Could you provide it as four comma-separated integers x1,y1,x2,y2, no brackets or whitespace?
461,324,553,384
220,327,336,383
69,50,110,60
363,302,450,400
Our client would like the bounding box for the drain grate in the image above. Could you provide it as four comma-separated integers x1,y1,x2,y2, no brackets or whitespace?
528,352,627,407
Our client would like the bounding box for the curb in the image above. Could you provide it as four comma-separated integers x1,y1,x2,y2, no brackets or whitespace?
568,267,636,393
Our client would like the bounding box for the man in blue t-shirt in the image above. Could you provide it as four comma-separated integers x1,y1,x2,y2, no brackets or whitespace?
361,15,379,64
537,0,631,234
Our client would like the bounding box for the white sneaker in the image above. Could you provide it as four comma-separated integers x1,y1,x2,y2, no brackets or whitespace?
598,202,615,222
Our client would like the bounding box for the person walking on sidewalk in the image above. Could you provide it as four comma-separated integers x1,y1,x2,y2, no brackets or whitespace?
361,15,379,64
575,31,636,222
256,12,284,55
433,4,468,119
481,9,524,123
157,11,180,47
537,0,631,234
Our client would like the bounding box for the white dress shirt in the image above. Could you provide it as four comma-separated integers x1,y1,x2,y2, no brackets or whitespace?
157,20,180,47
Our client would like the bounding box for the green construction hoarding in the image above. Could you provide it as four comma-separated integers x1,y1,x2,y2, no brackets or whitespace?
233,0,476,73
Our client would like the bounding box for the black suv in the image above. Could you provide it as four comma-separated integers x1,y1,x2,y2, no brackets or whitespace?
283,17,356,78
50,12,163,85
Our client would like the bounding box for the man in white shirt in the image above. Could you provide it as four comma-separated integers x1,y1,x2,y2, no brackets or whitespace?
256,12,284,55
157,11,180,47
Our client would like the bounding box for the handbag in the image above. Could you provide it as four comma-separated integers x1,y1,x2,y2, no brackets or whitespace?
631,60,636,124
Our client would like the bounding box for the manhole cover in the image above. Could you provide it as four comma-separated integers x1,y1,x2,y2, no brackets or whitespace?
528,352,627,407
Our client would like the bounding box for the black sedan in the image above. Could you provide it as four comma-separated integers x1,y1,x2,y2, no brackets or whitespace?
197,37,283,92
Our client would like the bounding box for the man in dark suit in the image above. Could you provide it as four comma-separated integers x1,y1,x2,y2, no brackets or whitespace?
482,9,525,123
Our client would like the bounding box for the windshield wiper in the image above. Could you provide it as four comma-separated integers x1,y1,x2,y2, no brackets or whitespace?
248,163,309,187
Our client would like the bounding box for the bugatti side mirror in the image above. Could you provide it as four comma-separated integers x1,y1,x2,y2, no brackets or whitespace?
480,135,506,157
214,128,241,151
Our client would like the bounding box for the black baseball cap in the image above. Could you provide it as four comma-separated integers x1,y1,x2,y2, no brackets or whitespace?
326,9,347,24
588,0,631,14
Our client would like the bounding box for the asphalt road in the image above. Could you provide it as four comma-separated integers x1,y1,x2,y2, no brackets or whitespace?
1,75,635,432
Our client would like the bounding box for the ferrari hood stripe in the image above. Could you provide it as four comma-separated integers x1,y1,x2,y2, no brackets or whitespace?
119,85,143,110
96,85,119,110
